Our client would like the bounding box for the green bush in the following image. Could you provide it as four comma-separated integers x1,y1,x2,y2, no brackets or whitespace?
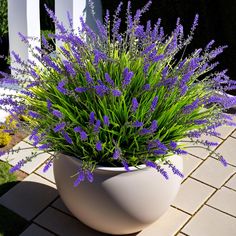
0,0,8,36
0,130,12,147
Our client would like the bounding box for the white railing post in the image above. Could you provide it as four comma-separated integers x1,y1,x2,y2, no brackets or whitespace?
8,0,41,76
55,0,102,47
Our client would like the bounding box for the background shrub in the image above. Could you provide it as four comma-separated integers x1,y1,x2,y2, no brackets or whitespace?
0,0,8,36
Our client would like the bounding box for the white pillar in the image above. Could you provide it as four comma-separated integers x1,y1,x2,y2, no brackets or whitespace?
8,0,41,75
55,0,102,46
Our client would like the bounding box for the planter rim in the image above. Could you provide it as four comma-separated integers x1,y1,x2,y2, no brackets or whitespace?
58,152,178,172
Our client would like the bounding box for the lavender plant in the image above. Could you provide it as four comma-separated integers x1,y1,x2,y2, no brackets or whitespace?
1,1,236,184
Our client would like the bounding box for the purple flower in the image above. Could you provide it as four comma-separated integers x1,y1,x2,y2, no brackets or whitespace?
85,71,94,85
80,131,88,141
96,141,102,151
178,58,187,69
152,54,164,62
10,160,25,173
28,110,40,119
146,161,157,169
89,112,95,125
209,45,228,59
95,84,109,97
96,19,107,39
219,156,228,167
159,77,178,89
74,170,85,186
162,66,169,79
105,73,115,86
112,89,122,97
62,131,73,144
43,55,62,73
113,148,121,160
52,110,63,118
142,43,156,55
148,140,168,151
122,68,134,88
43,160,53,172
47,99,52,110
159,167,169,180
183,98,199,114
203,141,218,146
74,126,88,141
150,96,158,112
94,120,101,133
75,87,87,93
205,39,215,51
153,149,167,155
191,14,199,32
168,163,184,178
122,160,130,172
170,141,177,149
150,120,158,132
86,170,94,183
54,122,66,132
139,128,151,136
143,63,150,74
63,60,76,77
38,143,51,150
175,149,188,155
103,115,110,126
132,120,144,128
194,119,208,125
93,49,107,65
131,98,139,112
57,80,67,95
74,126,82,133
143,84,151,91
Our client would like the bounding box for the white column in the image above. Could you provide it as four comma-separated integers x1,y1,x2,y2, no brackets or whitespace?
8,0,41,75
55,0,102,46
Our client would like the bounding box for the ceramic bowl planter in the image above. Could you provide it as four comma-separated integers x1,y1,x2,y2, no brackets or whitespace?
53,153,183,235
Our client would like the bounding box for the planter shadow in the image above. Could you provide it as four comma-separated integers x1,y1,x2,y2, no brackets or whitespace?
0,180,139,236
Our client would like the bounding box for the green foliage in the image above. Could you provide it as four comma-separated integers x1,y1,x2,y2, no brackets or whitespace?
27,46,217,168
0,161,17,187
0,0,8,36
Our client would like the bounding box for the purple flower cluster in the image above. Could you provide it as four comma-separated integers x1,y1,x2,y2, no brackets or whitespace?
131,98,139,112
122,68,134,88
150,96,158,112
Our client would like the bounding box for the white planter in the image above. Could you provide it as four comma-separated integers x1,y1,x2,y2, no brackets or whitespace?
53,153,183,235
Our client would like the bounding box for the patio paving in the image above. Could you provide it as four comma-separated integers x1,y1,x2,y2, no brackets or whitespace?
0,119,236,235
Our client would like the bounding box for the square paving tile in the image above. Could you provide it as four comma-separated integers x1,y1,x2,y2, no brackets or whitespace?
191,157,236,188
0,174,58,220
35,162,55,183
137,207,190,236
183,135,222,160
172,178,215,214
34,207,107,236
215,137,236,166
207,187,236,217
182,205,236,236
182,154,202,180
20,224,54,236
1,141,51,174
216,124,236,139
51,197,72,216
225,173,236,190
